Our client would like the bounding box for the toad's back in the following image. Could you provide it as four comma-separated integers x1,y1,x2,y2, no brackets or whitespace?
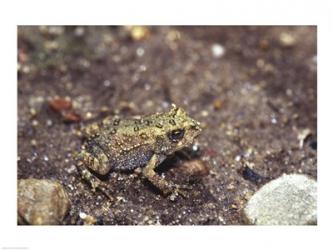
83,117,157,171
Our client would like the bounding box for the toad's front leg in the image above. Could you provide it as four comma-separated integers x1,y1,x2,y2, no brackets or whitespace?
75,150,114,201
142,154,191,199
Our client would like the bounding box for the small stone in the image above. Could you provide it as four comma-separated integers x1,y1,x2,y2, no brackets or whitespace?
256,59,265,68
60,64,68,73
30,139,37,146
144,83,151,91
18,179,70,225
226,183,235,190
129,26,150,41
297,128,312,149
47,26,64,36
74,27,85,37
44,41,59,51
192,142,200,152
286,88,293,96
46,119,53,127
79,212,87,219
66,165,77,174
31,120,39,126
259,38,269,50
22,65,31,74
244,174,317,225
231,204,238,209
79,58,90,68
241,166,265,185
169,193,177,201
85,112,93,119
103,80,111,87
309,140,317,150
136,47,145,57
211,43,225,58
235,155,241,162
49,97,73,111
29,108,37,117
279,32,296,47
79,212,97,225
18,48,28,63
62,112,81,123
200,110,209,117
139,64,147,72
213,99,223,110
28,96,45,113
178,160,210,177
166,30,181,42
83,214,96,225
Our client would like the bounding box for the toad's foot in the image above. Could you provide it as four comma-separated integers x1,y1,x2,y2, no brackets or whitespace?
142,154,192,199
76,161,114,202
168,184,192,201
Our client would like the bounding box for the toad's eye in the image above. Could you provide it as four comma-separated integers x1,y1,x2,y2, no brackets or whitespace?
168,129,185,142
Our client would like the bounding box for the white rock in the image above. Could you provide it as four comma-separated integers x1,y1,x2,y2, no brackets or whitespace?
244,174,317,225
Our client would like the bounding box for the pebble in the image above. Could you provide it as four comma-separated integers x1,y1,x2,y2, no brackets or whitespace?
28,96,45,112
49,96,73,111
79,212,97,225
103,79,111,87
29,108,37,117
259,38,269,50
31,120,39,126
235,155,241,162
46,119,53,127
44,41,59,51
192,142,200,153
79,211,87,219
129,26,150,41
244,174,317,225
166,30,181,42
136,47,145,57
297,128,312,148
47,26,64,36
213,99,223,110
18,179,70,225
22,65,31,74
271,117,277,124
211,43,225,58
62,111,82,123
241,166,265,185
200,110,209,117
30,139,37,146
279,32,296,47
74,27,85,37
178,160,210,177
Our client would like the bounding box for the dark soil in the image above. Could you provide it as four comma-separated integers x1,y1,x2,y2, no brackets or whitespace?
17,26,317,225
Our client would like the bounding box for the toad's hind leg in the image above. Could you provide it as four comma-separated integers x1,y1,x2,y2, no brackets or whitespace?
75,150,113,201
142,154,190,198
